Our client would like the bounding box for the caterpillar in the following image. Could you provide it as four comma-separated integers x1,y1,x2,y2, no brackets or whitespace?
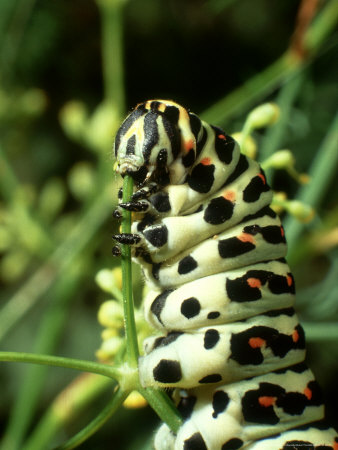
113,100,337,449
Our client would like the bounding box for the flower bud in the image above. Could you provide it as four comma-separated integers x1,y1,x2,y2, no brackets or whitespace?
261,150,295,170
95,268,122,294
68,162,95,201
232,133,257,159
246,103,280,130
38,178,66,221
59,101,88,142
96,335,123,361
97,300,123,328
286,200,315,223
123,391,147,409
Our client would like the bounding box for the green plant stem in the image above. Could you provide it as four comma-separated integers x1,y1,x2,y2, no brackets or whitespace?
53,387,128,450
97,0,126,116
1,262,85,450
23,374,112,450
140,387,182,433
304,0,338,53
303,322,338,342
121,175,139,367
0,352,122,380
284,112,338,263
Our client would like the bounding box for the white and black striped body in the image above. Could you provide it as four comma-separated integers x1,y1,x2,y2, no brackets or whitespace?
113,100,337,449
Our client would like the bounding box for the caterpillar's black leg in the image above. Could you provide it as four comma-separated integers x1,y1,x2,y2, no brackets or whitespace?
113,233,141,245
112,245,121,256
131,183,158,201
113,208,122,219
119,200,149,212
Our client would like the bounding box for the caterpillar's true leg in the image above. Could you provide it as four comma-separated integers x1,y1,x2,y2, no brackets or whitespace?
119,200,150,212
112,233,142,246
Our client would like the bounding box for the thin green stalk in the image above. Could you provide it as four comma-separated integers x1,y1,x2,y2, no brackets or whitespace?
284,112,338,263
304,0,338,53
303,322,338,342
1,262,85,450
23,374,112,450
121,175,139,367
0,352,122,380
97,0,126,116
53,387,128,450
140,387,182,434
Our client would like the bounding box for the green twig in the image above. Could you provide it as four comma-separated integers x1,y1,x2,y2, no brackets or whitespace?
22,374,112,450
303,322,338,342
140,387,182,434
0,352,122,380
97,0,126,116
53,387,128,450
120,175,139,367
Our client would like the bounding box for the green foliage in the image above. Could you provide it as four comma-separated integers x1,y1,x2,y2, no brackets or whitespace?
0,0,337,448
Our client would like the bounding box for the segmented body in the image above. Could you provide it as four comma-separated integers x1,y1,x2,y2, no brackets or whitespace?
113,100,337,449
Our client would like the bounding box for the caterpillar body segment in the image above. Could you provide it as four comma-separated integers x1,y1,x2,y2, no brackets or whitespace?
140,308,306,388
113,100,337,449
155,423,338,450
136,212,288,289
161,365,326,447
143,258,295,331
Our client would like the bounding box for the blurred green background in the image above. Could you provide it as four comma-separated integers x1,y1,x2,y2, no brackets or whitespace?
0,0,337,448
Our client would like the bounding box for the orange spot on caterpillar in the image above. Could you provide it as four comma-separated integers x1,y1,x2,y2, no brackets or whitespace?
247,278,261,289
184,139,194,153
333,438,338,450
258,173,266,184
304,387,312,400
238,233,254,243
222,190,236,202
292,329,299,342
218,134,226,140
286,275,293,287
280,226,284,237
258,396,276,407
200,157,211,165
249,337,265,348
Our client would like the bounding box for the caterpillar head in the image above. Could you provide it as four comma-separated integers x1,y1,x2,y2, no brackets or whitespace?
114,100,197,186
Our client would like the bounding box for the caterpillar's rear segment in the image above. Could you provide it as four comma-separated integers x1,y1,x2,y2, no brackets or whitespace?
114,100,337,449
